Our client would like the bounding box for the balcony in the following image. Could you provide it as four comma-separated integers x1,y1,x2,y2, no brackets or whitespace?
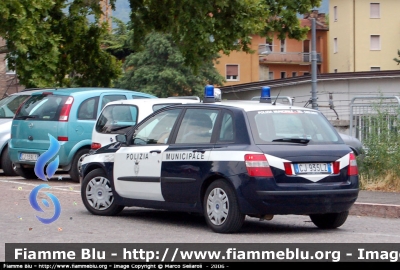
258,45,322,64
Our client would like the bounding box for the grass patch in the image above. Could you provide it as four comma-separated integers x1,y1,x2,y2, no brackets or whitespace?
356,101,400,192
360,173,400,192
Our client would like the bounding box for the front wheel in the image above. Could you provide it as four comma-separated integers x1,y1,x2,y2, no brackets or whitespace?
69,148,90,183
310,211,349,229
81,168,124,216
203,180,245,234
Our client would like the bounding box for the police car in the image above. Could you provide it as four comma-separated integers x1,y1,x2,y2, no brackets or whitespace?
80,86,359,234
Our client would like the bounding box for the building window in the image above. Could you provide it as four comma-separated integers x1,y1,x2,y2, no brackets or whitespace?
370,35,380,50
280,72,286,79
266,39,273,52
268,72,274,80
370,3,380,18
292,72,297,77
280,39,286,53
333,38,338,53
303,72,310,76
370,67,380,71
5,59,16,74
334,6,338,21
334,69,338,73
226,65,239,81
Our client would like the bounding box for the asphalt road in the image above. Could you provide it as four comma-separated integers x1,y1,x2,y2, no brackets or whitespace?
2,172,400,262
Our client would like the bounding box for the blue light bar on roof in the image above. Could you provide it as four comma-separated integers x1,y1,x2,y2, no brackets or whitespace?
260,86,271,103
203,85,215,103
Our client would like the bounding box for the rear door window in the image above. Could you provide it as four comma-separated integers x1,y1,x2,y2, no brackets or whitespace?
175,109,218,144
78,97,99,120
96,104,138,134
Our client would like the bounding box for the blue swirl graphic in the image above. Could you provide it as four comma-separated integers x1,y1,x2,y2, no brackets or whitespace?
29,184,61,224
34,134,60,181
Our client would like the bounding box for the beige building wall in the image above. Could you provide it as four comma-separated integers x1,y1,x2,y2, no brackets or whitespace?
329,0,400,72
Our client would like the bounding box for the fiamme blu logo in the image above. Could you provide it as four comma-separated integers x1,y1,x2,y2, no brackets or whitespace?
28,134,62,224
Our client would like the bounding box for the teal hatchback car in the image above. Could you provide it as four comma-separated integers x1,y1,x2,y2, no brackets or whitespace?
9,87,156,182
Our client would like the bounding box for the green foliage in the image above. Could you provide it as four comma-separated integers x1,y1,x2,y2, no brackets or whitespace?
129,0,321,71
0,0,121,88
102,17,134,60
394,49,400,65
115,32,225,97
358,101,400,187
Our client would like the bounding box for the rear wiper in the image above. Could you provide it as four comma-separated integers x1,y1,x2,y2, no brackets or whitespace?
14,115,38,120
110,125,132,132
272,138,310,144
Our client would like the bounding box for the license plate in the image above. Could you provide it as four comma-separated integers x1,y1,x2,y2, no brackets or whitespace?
19,153,39,161
294,163,332,174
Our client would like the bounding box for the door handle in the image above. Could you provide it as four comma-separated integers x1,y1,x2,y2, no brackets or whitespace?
150,150,162,154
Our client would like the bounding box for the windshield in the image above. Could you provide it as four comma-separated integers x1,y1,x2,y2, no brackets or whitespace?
248,109,342,145
0,95,30,118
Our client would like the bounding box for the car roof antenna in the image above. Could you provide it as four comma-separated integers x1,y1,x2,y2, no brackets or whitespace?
272,90,281,105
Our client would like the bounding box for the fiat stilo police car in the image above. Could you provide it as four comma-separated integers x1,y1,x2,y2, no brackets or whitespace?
80,86,359,234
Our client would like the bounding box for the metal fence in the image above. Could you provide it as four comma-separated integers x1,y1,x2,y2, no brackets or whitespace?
350,96,400,142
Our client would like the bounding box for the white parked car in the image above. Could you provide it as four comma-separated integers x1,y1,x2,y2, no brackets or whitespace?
90,97,200,150
0,89,47,176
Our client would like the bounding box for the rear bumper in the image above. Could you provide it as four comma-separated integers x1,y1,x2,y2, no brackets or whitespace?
254,189,359,215
234,173,359,216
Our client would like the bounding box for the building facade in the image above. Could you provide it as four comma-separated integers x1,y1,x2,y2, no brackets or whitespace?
329,0,400,72
214,11,328,87
0,38,23,98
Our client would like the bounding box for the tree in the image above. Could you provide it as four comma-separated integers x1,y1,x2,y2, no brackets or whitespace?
129,0,322,70
102,17,134,60
115,31,225,97
0,0,121,88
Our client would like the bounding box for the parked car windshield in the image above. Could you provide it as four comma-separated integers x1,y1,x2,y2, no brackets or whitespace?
0,95,30,118
248,109,342,145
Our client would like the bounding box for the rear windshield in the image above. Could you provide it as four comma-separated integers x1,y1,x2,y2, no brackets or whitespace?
0,95,30,118
96,104,138,134
15,94,67,121
248,109,342,145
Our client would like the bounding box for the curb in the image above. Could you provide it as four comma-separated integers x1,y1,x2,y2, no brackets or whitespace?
350,203,400,219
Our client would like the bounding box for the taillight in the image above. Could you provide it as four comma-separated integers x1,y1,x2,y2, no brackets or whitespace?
244,154,273,177
59,96,74,121
348,152,358,176
91,143,101,150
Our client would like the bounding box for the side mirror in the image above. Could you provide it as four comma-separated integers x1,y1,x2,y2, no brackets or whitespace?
116,134,127,144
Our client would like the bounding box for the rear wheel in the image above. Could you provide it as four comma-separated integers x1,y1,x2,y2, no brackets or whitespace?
15,164,37,179
1,147,18,176
203,179,245,233
81,168,124,216
69,148,90,183
310,211,349,229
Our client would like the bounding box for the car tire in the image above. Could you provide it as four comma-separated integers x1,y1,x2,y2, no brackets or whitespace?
15,164,37,179
310,211,349,229
203,179,245,234
1,147,18,176
81,168,124,216
69,148,90,183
